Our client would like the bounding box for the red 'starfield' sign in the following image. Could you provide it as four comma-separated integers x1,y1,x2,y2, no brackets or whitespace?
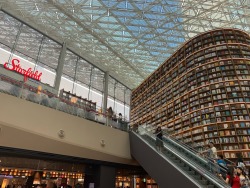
4,58,42,82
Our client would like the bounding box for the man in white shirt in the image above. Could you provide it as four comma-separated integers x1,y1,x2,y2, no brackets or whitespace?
200,142,218,159
200,142,218,172
209,142,218,159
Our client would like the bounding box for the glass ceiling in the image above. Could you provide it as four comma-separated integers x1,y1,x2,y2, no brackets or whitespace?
0,0,249,89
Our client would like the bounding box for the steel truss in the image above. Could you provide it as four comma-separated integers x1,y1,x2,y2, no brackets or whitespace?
0,0,249,89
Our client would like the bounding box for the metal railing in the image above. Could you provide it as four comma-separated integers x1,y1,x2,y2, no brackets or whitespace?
139,124,235,168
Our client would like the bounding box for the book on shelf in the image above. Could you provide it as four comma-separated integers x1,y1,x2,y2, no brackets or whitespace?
225,130,231,136
240,122,246,127
231,153,236,158
243,130,248,134
243,144,250,149
242,152,250,158
228,145,233,150
224,152,230,158
223,146,228,150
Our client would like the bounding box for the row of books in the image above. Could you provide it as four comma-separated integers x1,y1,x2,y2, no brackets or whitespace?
132,56,250,99
132,62,248,100
137,101,250,122
178,129,250,139
242,152,250,158
138,102,250,117
223,145,239,150
224,152,237,158
169,121,250,130
137,79,250,106
239,145,250,150
238,136,250,142
132,77,249,103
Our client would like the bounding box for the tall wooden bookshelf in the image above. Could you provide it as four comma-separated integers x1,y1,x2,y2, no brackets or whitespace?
131,28,250,164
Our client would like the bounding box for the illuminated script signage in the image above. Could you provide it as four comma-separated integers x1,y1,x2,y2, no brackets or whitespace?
4,58,42,82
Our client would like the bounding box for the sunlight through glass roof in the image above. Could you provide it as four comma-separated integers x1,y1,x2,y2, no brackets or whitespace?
0,0,249,89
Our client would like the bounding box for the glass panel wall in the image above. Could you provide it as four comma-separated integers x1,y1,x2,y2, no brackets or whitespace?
0,12,20,56
0,11,131,120
74,58,92,100
38,37,61,70
0,11,61,87
89,68,104,109
125,89,131,120
14,25,43,63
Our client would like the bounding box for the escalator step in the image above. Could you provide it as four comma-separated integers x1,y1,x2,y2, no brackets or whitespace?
193,174,201,180
188,171,196,175
207,185,215,188
199,180,208,185
174,160,181,164
182,166,190,171
179,163,185,167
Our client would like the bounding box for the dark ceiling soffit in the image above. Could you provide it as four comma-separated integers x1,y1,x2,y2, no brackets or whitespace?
0,146,140,170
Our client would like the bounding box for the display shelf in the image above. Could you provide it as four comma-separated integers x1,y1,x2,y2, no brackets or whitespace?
131,29,250,162
59,89,96,111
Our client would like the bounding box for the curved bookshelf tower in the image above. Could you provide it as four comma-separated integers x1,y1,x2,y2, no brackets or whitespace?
131,28,250,163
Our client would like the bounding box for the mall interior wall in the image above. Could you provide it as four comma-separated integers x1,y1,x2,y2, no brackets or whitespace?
0,92,137,166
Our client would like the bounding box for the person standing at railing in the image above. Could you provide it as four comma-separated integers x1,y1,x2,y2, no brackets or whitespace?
154,126,163,152
106,106,113,127
118,113,123,129
118,113,122,122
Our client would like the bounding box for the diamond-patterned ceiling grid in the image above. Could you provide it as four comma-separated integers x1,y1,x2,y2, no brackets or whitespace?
0,0,249,89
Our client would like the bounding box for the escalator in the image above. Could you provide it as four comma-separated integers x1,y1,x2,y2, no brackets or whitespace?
129,127,231,188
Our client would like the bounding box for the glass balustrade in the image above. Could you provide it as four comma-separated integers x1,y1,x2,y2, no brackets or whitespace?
0,74,129,132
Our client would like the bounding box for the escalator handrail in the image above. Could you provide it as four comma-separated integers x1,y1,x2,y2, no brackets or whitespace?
139,125,228,175
164,130,235,167
164,132,235,165
142,124,235,167
132,130,231,188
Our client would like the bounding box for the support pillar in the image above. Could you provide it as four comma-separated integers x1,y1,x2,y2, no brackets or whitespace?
103,71,109,114
54,42,67,91
84,165,116,188
88,66,93,100
124,89,126,119
34,35,45,71
113,81,117,111
131,176,137,188
72,57,80,93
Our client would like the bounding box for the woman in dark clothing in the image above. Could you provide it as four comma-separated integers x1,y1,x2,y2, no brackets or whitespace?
107,107,113,126
154,126,163,152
